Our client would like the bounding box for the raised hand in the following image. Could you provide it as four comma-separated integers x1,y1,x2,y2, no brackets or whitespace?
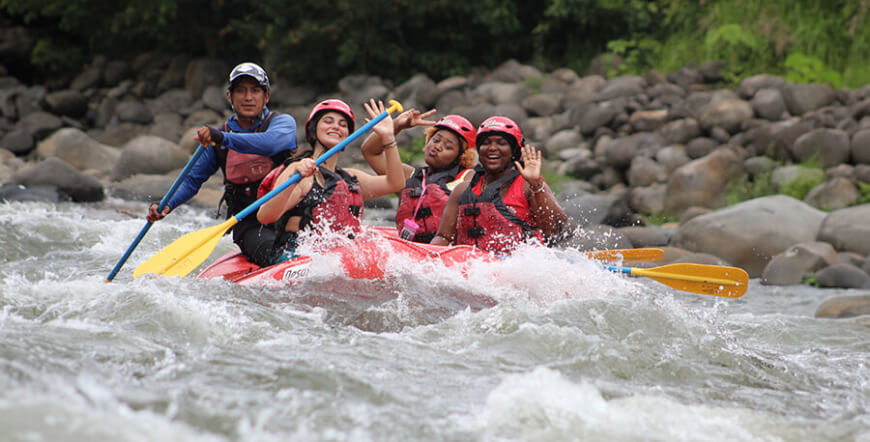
395,108,437,133
364,99,395,140
515,144,543,187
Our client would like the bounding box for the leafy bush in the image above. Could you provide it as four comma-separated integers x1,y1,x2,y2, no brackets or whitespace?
725,170,776,206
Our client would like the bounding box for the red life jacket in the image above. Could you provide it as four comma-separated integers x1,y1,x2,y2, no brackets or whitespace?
258,163,363,247
215,111,291,217
395,165,470,243
456,169,544,254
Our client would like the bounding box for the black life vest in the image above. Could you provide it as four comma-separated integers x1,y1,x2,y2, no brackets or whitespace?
214,111,291,217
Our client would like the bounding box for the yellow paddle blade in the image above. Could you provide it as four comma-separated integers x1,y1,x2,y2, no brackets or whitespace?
631,263,749,298
134,218,237,279
586,248,664,262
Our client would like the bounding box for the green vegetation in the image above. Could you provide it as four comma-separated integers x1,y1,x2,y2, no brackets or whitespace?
641,210,679,226
725,170,777,206
3,0,869,89
398,136,426,165
859,182,870,205
541,171,573,195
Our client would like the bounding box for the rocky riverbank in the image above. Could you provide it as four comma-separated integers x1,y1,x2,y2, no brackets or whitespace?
2,54,870,314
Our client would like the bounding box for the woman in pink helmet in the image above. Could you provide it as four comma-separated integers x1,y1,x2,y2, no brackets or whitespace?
361,110,478,243
431,116,567,254
256,99,405,264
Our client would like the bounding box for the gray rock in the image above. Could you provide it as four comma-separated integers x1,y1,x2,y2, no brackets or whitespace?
12,156,104,202
70,66,102,91
791,128,850,167
761,241,839,285
744,156,776,178
435,90,468,114
672,195,826,276
185,58,227,97
655,145,691,172
817,205,870,256
92,123,148,147
0,129,34,155
815,295,870,318
109,173,175,202
522,93,561,117
700,98,754,133
117,99,153,124
491,59,541,83
602,132,664,168
149,113,185,143
149,89,196,115
627,183,666,215
112,135,191,180
781,83,836,115
658,118,700,145
576,100,623,134
598,75,646,100
395,73,438,109
617,225,674,247
476,82,529,106
814,263,870,289
685,137,717,159
0,182,65,203
157,55,190,92
36,127,120,174
737,74,786,98
627,156,668,187
751,88,788,120
629,109,668,132
665,148,743,215
851,129,870,164
201,86,228,112
44,90,88,118
16,111,62,139
803,177,859,210
183,109,223,129
544,129,583,157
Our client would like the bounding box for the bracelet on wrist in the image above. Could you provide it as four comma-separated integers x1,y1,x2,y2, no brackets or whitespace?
382,140,398,149
529,181,544,191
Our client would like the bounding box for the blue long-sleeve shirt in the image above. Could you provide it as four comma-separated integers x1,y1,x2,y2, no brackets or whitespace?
167,107,297,210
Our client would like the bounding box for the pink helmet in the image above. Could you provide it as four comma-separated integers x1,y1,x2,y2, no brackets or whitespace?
433,115,476,150
305,99,355,146
476,116,524,157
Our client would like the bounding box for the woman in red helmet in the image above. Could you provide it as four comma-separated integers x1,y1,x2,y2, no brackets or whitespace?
431,116,567,254
361,110,478,243
256,99,405,264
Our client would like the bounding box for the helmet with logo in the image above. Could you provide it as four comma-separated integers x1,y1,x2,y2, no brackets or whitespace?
228,62,270,91
305,99,356,147
432,115,476,150
476,116,524,161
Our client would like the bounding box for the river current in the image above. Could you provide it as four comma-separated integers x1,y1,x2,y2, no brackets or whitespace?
1,199,868,441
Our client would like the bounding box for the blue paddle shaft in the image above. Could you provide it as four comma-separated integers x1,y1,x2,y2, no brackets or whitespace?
604,264,633,275
233,109,392,221
105,144,207,281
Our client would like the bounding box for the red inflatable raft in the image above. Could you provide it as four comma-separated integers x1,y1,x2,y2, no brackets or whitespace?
196,227,493,285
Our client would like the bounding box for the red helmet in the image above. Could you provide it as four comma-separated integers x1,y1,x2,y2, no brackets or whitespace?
433,115,476,150
305,99,355,146
476,116,523,150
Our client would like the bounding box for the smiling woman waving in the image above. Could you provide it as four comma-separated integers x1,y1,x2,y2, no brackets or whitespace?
431,116,567,254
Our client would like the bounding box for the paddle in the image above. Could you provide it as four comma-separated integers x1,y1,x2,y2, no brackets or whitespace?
584,248,663,262
105,143,208,282
603,262,749,298
134,100,404,279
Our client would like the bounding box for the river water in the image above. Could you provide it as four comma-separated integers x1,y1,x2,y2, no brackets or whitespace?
1,199,868,441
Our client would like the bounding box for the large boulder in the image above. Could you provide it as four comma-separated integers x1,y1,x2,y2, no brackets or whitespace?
761,241,839,285
816,204,870,256
112,135,190,180
36,128,120,174
815,295,870,318
790,128,850,168
803,177,859,211
671,195,827,276
700,98,754,133
814,263,870,289
664,148,743,215
781,83,836,115
12,157,105,202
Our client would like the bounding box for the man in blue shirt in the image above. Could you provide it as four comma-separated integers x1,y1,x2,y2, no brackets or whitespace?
147,62,297,266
